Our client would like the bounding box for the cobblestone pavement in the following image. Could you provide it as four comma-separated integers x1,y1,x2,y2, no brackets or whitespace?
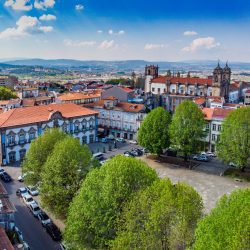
140,156,250,213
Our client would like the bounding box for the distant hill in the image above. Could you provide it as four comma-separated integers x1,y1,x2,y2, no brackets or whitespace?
2,59,250,72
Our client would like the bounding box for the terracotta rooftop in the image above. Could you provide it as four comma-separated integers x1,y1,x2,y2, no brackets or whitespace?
151,76,212,86
229,83,239,91
0,99,20,106
194,97,206,105
117,86,134,93
103,96,118,100
58,92,101,101
0,197,15,214
0,103,98,128
202,107,233,121
86,100,145,113
0,227,14,250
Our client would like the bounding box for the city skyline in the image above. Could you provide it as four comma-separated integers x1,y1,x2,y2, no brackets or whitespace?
0,0,250,62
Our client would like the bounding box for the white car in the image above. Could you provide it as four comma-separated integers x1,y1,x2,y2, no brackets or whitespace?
23,194,37,207
18,173,27,182
128,140,138,144
16,187,28,198
0,168,5,175
37,211,51,226
27,186,39,196
29,203,41,217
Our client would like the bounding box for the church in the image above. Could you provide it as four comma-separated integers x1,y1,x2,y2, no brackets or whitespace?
144,63,231,111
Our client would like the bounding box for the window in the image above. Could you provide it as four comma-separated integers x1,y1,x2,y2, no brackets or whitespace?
89,134,94,143
19,134,26,144
172,89,175,94
218,125,221,131
82,123,86,130
212,124,216,131
74,123,79,132
212,134,216,141
8,135,15,146
152,87,155,92
82,136,87,144
29,132,35,141
158,88,161,93
9,151,16,162
62,124,67,133
217,135,220,142
206,124,209,130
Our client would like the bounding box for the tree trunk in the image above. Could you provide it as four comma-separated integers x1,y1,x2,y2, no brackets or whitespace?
240,166,245,172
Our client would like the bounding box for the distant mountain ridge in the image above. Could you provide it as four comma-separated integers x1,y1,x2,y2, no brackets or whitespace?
2,58,250,71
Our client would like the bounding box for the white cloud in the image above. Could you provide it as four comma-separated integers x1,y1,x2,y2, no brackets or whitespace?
4,0,32,11
144,43,167,50
0,15,53,40
97,30,103,34
34,0,55,10
75,4,84,11
39,14,56,21
38,26,53,33
99,40,115,49
183,30,198,36
182,37,220,52
64,39,96,48
108,29,113,35
108,29,125,35
118,30,125,35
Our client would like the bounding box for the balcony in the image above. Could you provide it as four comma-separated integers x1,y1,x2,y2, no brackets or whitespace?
18,139,27,145
7,142,16,147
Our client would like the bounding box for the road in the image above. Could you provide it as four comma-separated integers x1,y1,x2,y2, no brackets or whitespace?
1,168,60,250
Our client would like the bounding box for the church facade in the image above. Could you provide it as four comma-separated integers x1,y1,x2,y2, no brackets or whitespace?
144,63,231,111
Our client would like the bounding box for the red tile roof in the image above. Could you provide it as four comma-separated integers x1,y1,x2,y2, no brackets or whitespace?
58,92,101,101
103,96,118,100
194,97,206,105
0,103,98,128
0,227,14,250
86,100,144,113
202,107,233,121
151,76,212,86
117,86,134,93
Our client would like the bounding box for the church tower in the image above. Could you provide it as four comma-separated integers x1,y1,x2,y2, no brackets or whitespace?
212,62,223,97
144,65,159,92
211,62,231,100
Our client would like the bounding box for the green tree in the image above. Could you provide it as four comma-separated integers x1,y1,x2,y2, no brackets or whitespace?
22,128,66,185
138,107,171,155
217,107,250,171
0,86,17,100
64,155,158,249
193,188,250,250
40,137,92,218
170,100,206,161
111,179,203,250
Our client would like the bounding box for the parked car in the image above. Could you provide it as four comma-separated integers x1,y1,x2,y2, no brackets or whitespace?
29,203,41,217
229,162,237,167
14,226,24,242
124,151,134,157
27,186,39,196
18,173,27,182
16,187,28,197
193,155,199,160
197,155,209,162
128,140,137,144
206,151,216,157
0,168,5,175
107,134,115,140
22,241,31,250
37,211,51,226
0,172,12,182
116,138,125,143
45,223,62,241
23,194,37,207
101,137,108,143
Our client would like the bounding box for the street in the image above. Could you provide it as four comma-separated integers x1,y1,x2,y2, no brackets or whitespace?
1,167,60,250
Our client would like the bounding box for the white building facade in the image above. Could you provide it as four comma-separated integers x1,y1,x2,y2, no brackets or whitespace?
0,103,98,165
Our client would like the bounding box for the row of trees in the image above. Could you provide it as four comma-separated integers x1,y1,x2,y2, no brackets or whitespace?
64,156,250,249
22,129,95,218
138,101,206,160
64,155,204,249
138,101,250,171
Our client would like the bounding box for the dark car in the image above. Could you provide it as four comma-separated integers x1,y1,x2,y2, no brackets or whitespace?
45,223,62,241
0,172,12,182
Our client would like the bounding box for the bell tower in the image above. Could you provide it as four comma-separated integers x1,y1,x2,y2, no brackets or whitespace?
144,65,159,93
221,62,231,101
212,62,223,96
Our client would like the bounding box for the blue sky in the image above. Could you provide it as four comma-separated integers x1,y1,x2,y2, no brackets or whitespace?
0,0,250,61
